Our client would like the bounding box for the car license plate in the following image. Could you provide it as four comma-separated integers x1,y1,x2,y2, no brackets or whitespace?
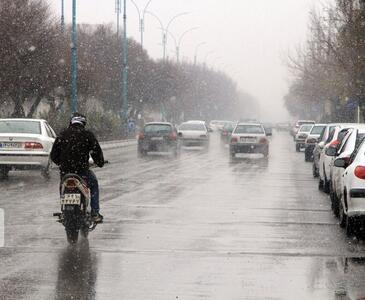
151,137,163,141
60,194,81,205
240,137,256,143
0,142,22,149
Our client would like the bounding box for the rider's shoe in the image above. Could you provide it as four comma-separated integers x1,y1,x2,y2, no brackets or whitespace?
91,210,104,223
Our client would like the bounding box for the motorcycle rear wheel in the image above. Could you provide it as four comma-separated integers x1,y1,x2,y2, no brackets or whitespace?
66,229,79,244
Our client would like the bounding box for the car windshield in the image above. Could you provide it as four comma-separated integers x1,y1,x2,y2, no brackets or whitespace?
0,120,41,134
223,123,235,130
299,125,313,132
310,125,325,135
234,125,264,134
144,124,172,133
179,123,206,131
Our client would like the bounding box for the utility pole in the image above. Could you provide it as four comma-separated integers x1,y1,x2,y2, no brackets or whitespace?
115,0,121,36
176,27,198,63
122,0,129,122
130,0,153,49
61,0,65,32
194,42,206,65
71,0,78,113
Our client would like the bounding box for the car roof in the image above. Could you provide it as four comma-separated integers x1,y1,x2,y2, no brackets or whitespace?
0,118,45,122
186,120,205,124
236,122,263,127
313,124,327,127
145,122,172,126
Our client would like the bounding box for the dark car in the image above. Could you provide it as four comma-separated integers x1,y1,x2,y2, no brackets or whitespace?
220,121,236,144
137,122,178,157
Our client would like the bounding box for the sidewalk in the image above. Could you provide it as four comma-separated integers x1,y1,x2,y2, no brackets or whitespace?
100,139,137,150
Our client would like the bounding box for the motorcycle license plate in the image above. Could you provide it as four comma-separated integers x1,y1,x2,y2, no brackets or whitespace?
60,194,81,205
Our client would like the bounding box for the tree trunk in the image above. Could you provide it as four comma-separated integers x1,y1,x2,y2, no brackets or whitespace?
27,95,44,118
11,97,25,117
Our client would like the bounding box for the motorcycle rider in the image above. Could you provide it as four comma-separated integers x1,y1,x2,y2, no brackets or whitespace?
51,113,104,222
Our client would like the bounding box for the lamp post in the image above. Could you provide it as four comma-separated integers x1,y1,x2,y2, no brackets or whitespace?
122,0,129,121
194,42,206,65
71,0,78,113
130,0,153,48
176,27,198,63
115,0,121,36
61,0,65,32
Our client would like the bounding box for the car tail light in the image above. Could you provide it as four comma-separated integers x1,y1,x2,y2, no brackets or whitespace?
355,166,365,179
259,137,268,144
231,137,238,143
330,139,339,147
169,132,177,140
306,138,317,144
24,142,43,149
138,133,144,140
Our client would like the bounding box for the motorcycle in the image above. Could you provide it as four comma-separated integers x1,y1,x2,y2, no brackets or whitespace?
53,173,100,244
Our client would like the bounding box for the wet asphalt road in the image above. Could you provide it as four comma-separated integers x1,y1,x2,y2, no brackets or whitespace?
1,132,365,299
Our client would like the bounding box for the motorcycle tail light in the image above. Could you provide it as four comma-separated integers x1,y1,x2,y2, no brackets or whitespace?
355,166,365,179
65,179,77,188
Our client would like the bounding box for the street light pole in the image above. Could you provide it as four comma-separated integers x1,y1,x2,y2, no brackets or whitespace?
61,0,65,32
164,12,188,61
176,27,198,63
122,0,129,121
194,42,206,65
71,0,78,113
115,0,121,36
130,0,153,48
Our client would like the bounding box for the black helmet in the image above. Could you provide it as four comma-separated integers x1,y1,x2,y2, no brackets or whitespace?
70,112,87,126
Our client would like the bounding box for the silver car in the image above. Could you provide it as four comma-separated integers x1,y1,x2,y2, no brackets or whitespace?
229,123,270,158
0,118,56,178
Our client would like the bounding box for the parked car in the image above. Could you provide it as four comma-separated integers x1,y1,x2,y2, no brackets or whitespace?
333,137,365,236
290,120,315,138
318,124,358,193
294,124,314,152
0,118,56,178
304,124,326,162
229,123,271,158
220,121,236,144
178,121,209,147
137,122,178,157
328,126,365,217
313,124,339,178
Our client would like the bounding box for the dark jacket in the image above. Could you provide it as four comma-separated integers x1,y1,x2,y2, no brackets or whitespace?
51,124,104,175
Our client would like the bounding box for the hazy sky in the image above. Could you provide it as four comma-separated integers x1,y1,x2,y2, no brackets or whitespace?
49,0,320,121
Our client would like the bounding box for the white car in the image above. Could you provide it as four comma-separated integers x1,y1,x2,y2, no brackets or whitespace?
329,126,365,217
178,121,209,147
334,137,365,236
318,124,359,193
0,118,56,178
294,124,314,152
229,123,270,158
304,124,326,162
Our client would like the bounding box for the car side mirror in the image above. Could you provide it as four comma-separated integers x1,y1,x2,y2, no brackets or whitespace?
325,146,337,157
334,158,347,168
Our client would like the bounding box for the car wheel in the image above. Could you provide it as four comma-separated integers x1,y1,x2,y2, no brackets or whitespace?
318,178,324,190
346,216,357,237
304,149,311,162
312,163,319,178
0,166,10,179
339,196,346,228
322,167,330,193
295,144,300,152
330,183,340,217
262,147,269,157
41,160,51,179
